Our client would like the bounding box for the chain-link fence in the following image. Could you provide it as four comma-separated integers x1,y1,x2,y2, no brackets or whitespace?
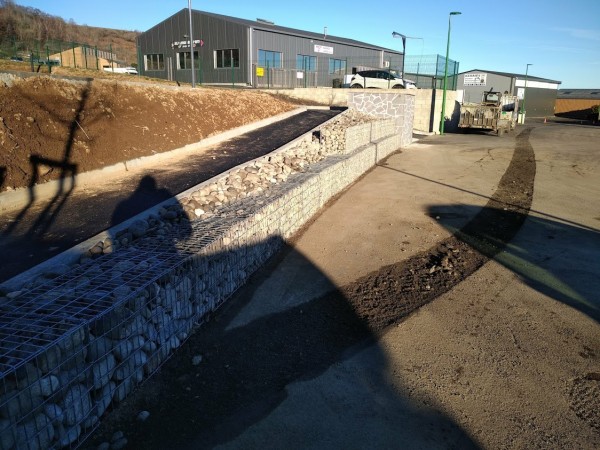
404,54,459,90
0,36,133,73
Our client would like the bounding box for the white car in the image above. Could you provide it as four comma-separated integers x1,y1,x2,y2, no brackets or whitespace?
349,70,405,89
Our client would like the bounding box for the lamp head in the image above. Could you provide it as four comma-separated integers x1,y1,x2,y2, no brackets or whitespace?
392,31,406,39
450,11,462,15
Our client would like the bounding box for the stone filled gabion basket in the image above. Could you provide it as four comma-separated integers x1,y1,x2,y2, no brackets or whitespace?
0,109,382,450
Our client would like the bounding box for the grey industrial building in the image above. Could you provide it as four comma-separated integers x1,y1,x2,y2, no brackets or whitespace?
456,69,561,117
137,9,403,88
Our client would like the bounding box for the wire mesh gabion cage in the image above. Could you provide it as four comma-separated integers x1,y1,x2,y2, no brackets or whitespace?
0,109,405,450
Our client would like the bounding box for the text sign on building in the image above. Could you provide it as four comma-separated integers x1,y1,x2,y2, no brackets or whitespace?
464,73,487,86
256,67,264,77
314,44,333,54
171,39,204,49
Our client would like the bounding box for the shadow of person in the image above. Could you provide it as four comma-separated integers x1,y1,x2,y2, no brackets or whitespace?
111,175,175,226
88,239,480,450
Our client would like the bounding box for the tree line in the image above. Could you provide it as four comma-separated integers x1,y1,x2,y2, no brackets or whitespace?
0,0,138,64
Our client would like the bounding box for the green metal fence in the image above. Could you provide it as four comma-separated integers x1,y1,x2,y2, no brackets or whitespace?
404,54,459,89
1,36,130,73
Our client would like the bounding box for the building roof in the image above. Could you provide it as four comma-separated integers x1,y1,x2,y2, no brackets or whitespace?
166,9,402,55
557,89,600,100
459,69,561,84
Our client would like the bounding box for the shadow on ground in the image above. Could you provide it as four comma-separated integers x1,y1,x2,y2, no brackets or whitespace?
430,204,600,322
87,239,480,450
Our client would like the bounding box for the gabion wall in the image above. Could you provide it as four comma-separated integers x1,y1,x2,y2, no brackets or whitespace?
0,110,404,450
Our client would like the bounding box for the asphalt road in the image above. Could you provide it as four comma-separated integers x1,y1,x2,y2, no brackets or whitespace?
0,108,340,284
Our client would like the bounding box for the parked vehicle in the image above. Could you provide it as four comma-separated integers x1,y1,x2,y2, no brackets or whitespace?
458,90,519,135
349,70,406,89
103,67,138,75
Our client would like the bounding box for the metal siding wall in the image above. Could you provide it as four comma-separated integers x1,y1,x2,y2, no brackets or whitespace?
138,10,249,85
196,14,248,84
458,71,512,103
139,12,400,87
252,30,402,87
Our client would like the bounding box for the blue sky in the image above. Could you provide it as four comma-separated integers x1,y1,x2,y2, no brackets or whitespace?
14,0,600,88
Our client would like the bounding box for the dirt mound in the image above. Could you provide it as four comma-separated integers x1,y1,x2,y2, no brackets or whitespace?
0,74,297,191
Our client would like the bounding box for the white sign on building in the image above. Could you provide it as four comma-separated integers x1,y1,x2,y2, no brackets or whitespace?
464,73,487,86
314,44,333,54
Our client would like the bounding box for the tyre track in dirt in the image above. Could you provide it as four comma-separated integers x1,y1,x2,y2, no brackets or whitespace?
341,126,536,333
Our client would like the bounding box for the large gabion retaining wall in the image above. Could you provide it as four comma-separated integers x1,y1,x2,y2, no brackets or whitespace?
0,110,403,450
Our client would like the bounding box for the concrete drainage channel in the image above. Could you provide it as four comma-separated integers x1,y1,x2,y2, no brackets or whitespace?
0,109,401,450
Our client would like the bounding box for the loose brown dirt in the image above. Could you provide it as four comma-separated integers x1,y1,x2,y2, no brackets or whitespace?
0,73,298,191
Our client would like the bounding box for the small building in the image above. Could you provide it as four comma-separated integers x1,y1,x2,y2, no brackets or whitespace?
137,9,404,88
49,46,118,70
555,89,600,120
456,69,561,117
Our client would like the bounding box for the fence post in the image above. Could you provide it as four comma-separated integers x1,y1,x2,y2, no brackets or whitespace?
110,43,114,71
46,45,51,73
72,42,76,68
95,46,99,70
267,61,270,89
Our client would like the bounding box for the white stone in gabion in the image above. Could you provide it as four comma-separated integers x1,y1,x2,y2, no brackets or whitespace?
35,375,60,397
113,339,135,362
15,413,54,450
87,335,114,362
92,354,116,390
142,340,157,353
112,358,135,382
171,300,193,320
159,285,178,309
44,403,64,425
36,344,62,373
119,315,146,340
61,384,92,427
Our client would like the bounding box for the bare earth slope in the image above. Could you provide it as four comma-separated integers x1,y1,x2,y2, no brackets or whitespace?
0,74,296,191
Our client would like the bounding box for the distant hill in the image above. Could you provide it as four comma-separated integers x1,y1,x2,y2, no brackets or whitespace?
0,0,138,65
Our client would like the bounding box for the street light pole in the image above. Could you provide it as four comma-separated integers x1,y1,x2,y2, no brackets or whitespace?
391,32,406,82
188,0,196,88
439,11,461,135
392,32,423,86
521,63,532,123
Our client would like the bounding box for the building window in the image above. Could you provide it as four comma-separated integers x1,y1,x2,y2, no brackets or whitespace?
329,58,346,75
215,49,240,68
177,51,199,70
296,54,316,72
258,49,282,68
144,54,164,71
